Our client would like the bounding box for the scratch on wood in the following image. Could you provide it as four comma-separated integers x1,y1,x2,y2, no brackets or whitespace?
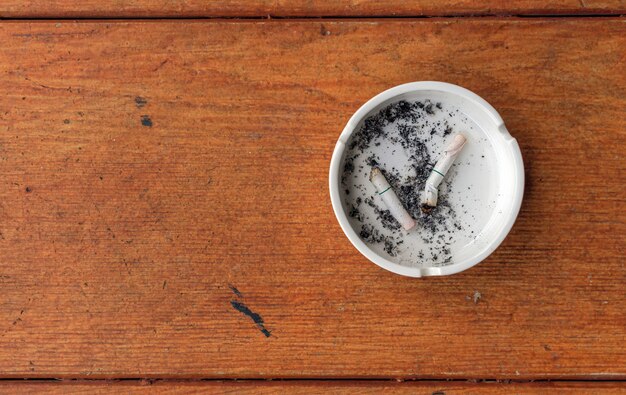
230,300,271,338
153,59,169,72
12,31,97,40
24,77,65,91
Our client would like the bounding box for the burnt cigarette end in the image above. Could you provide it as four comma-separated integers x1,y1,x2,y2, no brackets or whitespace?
421,203,435,214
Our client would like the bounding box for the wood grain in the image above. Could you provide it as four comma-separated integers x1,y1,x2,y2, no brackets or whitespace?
0,19,624,379
0,381,625,394
0,0,625,18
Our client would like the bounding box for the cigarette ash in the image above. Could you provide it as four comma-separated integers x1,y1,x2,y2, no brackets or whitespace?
342,99,466,266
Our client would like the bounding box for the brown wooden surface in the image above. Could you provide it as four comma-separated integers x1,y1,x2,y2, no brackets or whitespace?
1,0,626,18
0,381,625,394
0,19,624,379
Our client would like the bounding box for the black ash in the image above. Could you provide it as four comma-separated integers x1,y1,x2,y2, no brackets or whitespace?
359,224,399,257
342,99,464,265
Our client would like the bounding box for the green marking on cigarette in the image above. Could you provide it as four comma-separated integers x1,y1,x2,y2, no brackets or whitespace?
378,186,392,195
432,169,445,177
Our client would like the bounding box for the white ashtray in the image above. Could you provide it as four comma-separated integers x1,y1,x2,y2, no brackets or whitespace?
329,82,524,277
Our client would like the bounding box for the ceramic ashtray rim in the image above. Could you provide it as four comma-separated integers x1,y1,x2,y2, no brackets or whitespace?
329,81,524,277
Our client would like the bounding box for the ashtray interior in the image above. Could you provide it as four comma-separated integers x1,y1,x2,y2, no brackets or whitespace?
331,83,523,276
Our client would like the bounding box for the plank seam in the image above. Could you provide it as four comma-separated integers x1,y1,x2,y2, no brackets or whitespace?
0,13,624,20
0,378,624,383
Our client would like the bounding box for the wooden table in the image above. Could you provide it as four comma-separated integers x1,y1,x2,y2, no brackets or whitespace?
0,1,624,393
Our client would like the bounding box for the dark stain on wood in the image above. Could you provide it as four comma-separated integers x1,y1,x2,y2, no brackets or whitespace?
229,284,243,297
140,115,152,127
230,300,271,338
135,96,147,108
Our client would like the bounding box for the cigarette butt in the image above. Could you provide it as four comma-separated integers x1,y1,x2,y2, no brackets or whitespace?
370,167,416,231
421,133,467,212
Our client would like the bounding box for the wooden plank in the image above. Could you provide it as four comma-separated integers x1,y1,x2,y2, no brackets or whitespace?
0,381,625,394
0,19,624,379
0,1,625,18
